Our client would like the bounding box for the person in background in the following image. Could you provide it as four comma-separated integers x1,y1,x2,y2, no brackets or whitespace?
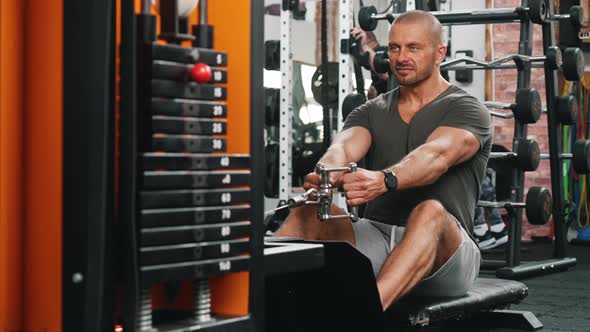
351,27,390,98
473,168,508,250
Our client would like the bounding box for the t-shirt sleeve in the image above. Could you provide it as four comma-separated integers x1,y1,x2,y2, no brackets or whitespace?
342,100,372,132
439,96,491,149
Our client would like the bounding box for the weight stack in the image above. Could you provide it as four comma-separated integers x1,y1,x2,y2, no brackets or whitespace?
119,12,255,332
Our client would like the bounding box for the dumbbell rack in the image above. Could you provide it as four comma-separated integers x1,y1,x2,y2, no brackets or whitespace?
438,0,579,279
483,0,579,279
444,0,579,278
119,2,263,331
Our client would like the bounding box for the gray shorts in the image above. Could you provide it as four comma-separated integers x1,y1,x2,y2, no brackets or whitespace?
352,218,481,297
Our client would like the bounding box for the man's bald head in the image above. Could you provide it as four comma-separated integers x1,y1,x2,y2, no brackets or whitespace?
390,10,444,46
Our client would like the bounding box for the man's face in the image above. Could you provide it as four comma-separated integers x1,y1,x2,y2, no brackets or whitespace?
388,22,444,86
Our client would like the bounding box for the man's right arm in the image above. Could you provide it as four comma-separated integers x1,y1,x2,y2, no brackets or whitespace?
303,126,371,190
319,126,372,169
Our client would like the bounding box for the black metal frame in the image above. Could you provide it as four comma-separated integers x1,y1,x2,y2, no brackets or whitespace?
506,0,533,269
543,1,566,257
119,0,141,328
540,0,577,264
62,0,115,331
250,0,266,330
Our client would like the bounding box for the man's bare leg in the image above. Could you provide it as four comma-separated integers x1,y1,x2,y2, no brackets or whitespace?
274,204,356,244
376,199,463,309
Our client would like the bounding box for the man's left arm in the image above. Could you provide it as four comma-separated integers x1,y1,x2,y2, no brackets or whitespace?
343,127,480,206
390,127,480,190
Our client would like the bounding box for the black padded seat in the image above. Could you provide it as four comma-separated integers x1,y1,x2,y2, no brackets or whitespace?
265,239,541,331
387,278,529,326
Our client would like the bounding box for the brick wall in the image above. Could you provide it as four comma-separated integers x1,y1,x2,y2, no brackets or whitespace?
492,0,554,239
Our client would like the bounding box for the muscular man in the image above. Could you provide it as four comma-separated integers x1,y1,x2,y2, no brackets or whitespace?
275,10,492,310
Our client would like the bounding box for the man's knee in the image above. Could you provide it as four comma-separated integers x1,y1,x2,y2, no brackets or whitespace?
408,200,451,232
408,200,463,270
411,199,448,220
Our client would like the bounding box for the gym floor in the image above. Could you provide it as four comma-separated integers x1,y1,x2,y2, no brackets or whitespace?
498,242,590,332
444,241,590,332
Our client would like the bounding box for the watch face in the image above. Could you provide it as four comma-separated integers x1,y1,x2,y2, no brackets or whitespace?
386,176,393,187
384,172,396,190
385,176,392,187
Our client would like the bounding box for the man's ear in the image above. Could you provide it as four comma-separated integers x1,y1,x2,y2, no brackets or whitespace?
435,45,447,65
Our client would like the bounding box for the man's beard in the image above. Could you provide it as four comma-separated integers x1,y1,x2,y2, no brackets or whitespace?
393,63,435,86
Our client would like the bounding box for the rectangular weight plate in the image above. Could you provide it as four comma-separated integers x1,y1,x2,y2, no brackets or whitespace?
151,79,226,101
150,134,226,153
152,60,227,83
140,256,248,285
140,221,251,246
142,170,250,189
152,116,227,135
141,205,251,227
141,153,249,170
151,44,228,66
150,98,226,118
140,188,251,209
140,239,250,266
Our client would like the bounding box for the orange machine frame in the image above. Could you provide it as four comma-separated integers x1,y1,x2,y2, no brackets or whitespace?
23,0,64,330
0,1,25,329
1,0,63,331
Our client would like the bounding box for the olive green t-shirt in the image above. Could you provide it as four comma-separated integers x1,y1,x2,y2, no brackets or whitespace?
342,85,492,235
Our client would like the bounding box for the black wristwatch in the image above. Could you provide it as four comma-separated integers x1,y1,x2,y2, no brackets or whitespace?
380,170,398,192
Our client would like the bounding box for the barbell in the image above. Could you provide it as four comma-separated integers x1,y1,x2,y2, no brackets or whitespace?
489,139,590,174
478,186,552,225
372,46,584,81
441,46,584,81
483,88,542,124
359,0,582,31
485,94,578,126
